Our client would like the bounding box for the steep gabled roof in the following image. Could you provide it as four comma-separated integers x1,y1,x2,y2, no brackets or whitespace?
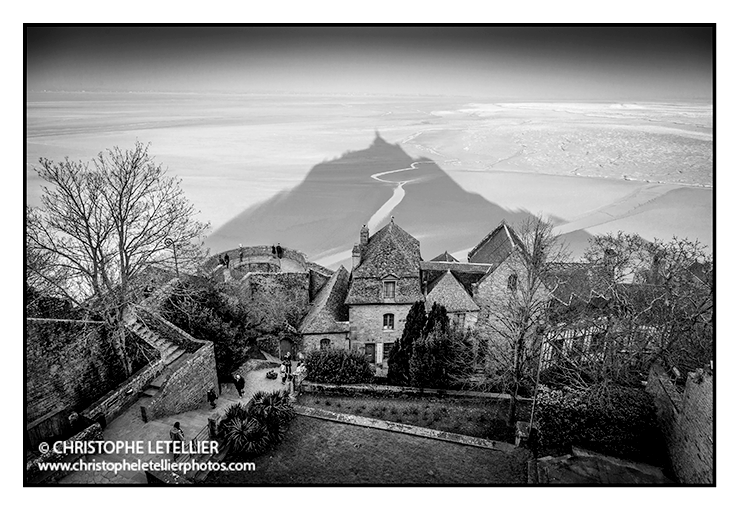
353,220,421,278
299,266,350,334
467,220,526,269
430,251,459,262
425,271,479,313
346,220,422,304
420,260,491,296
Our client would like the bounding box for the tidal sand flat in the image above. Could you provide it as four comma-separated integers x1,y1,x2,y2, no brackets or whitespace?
26,93,712,266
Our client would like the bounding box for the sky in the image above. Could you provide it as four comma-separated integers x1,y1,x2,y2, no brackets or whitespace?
26,26,714,101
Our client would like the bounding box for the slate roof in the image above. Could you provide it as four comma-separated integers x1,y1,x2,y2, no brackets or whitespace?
353,220,421,278
430,251,459,262
420,261,490,274
299,266,350,334
467,220,526,269
306,262,334,277
346,220,422,304
425,271,479,313
544,262,611,306
420,260,492,296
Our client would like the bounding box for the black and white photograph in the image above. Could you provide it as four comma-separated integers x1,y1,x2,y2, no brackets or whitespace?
23,23,716,491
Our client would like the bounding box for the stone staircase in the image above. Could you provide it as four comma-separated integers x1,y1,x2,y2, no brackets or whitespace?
127,318,186,367
125,315,189,415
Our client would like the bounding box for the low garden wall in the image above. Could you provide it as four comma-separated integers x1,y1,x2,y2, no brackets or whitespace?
301,381,530,402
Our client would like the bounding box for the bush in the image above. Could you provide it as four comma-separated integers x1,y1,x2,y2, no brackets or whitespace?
305,349,374,384
534,385,664,464
221,390,294,458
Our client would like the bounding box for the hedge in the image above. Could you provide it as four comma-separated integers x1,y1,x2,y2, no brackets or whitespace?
305,349,374,384
534,385,665,465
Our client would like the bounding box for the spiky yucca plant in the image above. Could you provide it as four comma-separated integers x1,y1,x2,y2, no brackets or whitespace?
223,417,270,457
248,390,295,443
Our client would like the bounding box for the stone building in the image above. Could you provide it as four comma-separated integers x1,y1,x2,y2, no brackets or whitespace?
345,219,423,370
299,266,351,352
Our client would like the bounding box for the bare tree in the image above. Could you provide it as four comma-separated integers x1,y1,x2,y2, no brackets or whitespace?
26,142,209,375
479,214,570,427
542,232,713,401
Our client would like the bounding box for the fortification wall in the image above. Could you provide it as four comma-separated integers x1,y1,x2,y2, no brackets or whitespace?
646,364,714,484
26,319,123,424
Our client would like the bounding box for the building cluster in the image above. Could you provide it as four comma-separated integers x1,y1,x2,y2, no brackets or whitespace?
298,218,534,372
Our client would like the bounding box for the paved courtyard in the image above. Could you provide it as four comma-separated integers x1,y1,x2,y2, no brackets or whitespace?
59,367,285,484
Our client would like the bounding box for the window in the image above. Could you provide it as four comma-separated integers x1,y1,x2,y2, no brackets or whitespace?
383,313,395,330
383,280,396,299
507,273,518,291
320,338,331,350
453,313,465,327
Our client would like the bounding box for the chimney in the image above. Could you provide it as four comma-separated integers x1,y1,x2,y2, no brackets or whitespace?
352,243,362,270
360,224,369,247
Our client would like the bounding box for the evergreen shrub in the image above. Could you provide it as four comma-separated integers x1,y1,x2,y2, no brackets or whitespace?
305,348,374,384
534,385,664,464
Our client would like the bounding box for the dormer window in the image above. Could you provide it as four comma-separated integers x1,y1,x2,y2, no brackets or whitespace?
507,274,518,292
383,280,396,299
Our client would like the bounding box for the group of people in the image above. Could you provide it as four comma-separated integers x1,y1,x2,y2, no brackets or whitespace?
219,243,282,269
279,352,307,392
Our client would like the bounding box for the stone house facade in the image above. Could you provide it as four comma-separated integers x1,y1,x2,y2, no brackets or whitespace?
344,220,422,371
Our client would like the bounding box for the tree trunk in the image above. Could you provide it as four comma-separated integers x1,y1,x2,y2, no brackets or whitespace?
112,309,132,377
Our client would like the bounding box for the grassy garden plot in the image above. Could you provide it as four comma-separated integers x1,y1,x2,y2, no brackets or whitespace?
206,415,531,485
298,393,531,443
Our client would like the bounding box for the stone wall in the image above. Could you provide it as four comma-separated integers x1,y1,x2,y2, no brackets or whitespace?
26,319,122,424
208,245,309,272
473,252,547,366
25,422,103,484
145,342,219,421
303,332,350,352
348,303,411,345
646,364,714,484
81,359,164,427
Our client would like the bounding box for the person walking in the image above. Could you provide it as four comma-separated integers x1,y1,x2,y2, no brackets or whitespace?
276,243,283,259
207,388,218,409
239,244,244,264
233,373,246,398
271,244,276,257
169,422,185,460
224,253,230,268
